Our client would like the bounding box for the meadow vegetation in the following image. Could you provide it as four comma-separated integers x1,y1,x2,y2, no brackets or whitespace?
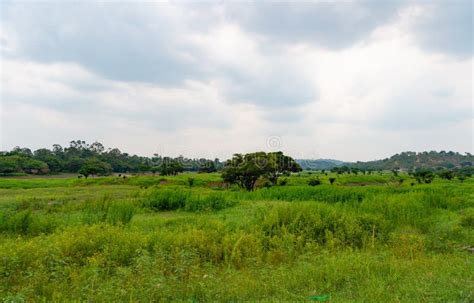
0,172,473,301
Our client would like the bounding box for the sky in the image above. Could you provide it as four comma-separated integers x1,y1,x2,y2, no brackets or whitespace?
0,0,473,161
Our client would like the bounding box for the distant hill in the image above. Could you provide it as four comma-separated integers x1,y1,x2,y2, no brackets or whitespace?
298,151,473,171
296,159,344,170
350,151,473,171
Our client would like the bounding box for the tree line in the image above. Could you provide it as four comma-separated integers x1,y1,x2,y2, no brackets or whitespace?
0,140,221,177
1,141,471,190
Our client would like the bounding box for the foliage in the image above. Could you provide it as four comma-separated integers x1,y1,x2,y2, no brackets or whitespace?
265,152,302,185
0,155,49,175
308,177,322,186
438,169,455,180
222,152,301,190
411,169,435,184
198,160,218,173
0,140,222,175
351,150,473,171
79,158,113,178
158,158,184,176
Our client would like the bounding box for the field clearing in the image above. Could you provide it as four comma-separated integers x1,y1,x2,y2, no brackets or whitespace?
0,172,473,302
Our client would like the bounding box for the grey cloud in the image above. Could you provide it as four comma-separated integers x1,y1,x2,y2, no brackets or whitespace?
217,68,316,108
373,93,472,130
412,1,472,57
223,1,404,49
1,2,200,84
260,107,306,124
123,105,231,132
222,1,472,57
1,0,471,135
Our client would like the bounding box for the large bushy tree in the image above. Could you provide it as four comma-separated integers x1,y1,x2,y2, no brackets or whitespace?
266,152,302,185
79,158,112,178
222,152,301,191
158,158,184,176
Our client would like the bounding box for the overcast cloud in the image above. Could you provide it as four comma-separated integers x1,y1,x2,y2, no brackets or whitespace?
0,0,472,161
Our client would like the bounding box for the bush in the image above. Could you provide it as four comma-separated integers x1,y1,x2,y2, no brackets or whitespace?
329,177,336,185
308,178,321,186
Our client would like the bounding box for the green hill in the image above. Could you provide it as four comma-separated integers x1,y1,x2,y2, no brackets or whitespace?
350,151,473,171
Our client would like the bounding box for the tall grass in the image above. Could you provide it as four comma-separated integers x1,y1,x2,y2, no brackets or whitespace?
82,196,135,225
0,173,472,301
142,189,237,212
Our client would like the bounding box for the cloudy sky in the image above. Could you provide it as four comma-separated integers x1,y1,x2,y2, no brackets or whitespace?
0,0,472,161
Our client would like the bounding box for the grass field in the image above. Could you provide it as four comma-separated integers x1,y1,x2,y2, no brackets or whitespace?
0,172,473,302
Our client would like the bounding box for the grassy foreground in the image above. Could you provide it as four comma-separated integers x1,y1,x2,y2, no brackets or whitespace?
0,173,473,302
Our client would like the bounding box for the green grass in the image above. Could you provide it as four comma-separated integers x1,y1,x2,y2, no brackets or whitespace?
0,172,473,301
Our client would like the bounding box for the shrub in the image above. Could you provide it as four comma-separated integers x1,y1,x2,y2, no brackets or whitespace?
412,169,435,184
308,178,321,186
329,177,336,185
187,177,195,187
279,178,288,186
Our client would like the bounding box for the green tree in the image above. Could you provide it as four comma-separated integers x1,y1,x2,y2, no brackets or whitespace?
22,158,49,174
222,152,300,191
438,170,455,180
158,159,184,176
222,153,265,191
198,160,217,173
0,156,20,174
412,169,435,184
34,148,63,172
265,152,302,185
79,159,112,178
